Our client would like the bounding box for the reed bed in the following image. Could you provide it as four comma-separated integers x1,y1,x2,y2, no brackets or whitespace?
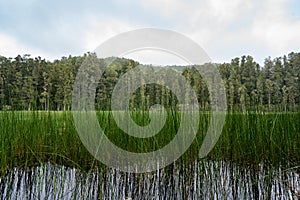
0,110,299,199
0,110,299,172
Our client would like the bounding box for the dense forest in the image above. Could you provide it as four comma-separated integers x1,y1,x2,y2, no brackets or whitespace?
0,52,299,111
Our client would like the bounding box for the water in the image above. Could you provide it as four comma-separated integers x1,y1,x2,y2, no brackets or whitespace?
0,161,299,199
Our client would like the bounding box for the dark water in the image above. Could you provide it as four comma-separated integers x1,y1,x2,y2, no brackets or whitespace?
0,161,299,199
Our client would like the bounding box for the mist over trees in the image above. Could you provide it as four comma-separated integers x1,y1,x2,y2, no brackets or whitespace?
0,52,299,111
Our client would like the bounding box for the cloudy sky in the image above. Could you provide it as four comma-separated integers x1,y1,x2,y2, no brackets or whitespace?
0,0,299,65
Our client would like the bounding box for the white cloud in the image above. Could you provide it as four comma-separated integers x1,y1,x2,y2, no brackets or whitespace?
0,34,21,57
137,0,300,64
0,0,299,64
138,0,186,17
252,0,300,56
82,18,189,65
0,33,52,59
137,0,258,62
139,0,253,26
83,17,140,51
124,49,190,66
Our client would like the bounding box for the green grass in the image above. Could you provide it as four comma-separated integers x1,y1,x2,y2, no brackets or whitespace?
0,110,299,172
210,112,300,166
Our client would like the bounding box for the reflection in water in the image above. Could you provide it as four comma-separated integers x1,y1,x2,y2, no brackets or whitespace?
0,161,299,199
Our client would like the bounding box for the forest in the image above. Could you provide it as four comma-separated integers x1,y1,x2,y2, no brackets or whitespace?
0,52,299,111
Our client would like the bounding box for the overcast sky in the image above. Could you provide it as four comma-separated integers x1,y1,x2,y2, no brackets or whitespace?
0,0,299,65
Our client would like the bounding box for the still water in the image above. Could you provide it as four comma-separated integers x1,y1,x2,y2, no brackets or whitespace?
0,161,299,199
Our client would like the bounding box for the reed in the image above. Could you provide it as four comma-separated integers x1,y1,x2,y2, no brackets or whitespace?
0,110,299,172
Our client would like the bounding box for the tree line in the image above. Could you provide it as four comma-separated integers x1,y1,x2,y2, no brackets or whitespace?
0,52,299,111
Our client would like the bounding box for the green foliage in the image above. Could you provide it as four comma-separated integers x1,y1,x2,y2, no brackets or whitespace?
0,52,300,111
0,111,299,171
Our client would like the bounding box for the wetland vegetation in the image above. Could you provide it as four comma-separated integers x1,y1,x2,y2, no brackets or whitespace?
0,53,299,199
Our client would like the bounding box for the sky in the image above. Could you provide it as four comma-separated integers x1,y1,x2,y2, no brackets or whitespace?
0,0,299,66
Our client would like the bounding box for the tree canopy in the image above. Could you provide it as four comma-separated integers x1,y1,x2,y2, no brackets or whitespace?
0,52,299,111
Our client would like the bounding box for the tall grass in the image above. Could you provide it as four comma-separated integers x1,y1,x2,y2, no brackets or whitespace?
0,110,299,172
209,112,300,167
